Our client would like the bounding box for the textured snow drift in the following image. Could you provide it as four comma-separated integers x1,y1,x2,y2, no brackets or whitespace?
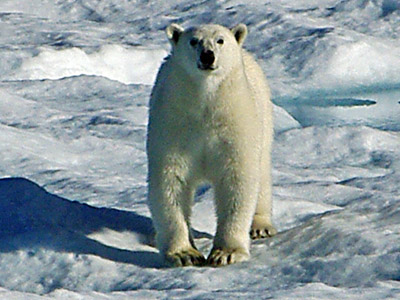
1,0,400,299
319,39,400,88
1,126,400,298
11,45,167,85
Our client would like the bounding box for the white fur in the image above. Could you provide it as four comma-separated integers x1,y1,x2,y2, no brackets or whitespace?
147,23,276,267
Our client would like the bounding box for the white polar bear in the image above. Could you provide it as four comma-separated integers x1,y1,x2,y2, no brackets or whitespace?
147,23,276,267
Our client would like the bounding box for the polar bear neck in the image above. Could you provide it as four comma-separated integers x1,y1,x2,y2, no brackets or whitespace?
196,73,224,98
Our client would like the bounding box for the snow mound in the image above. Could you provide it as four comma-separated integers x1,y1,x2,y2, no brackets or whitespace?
317,39,400,90
273,104,301,133
12,45,167,85
273,126,400,169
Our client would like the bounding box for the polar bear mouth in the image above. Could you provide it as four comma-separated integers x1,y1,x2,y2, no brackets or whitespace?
197,63,218,71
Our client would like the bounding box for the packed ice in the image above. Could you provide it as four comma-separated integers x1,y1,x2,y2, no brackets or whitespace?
0,0,399,299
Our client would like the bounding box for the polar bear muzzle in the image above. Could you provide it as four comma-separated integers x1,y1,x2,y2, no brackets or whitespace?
199,49,216,70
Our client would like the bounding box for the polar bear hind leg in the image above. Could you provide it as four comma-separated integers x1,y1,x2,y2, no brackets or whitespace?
250,145,277,239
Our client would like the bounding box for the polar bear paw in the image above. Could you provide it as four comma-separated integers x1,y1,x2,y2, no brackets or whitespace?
207,248,249,267
165,248,206,267
250,216,277,240
250,224,277,239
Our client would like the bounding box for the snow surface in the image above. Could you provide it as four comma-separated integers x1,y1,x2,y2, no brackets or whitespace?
1,0,400,299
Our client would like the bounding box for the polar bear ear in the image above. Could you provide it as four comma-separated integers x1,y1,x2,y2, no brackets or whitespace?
231,24,248,46
166,23,184,45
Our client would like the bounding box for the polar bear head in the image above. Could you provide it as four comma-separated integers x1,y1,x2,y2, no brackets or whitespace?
165,23,248,79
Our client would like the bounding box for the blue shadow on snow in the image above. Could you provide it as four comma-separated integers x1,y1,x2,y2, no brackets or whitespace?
0,177,210,268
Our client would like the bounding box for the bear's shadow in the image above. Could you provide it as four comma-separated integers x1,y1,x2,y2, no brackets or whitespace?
0,177,211,268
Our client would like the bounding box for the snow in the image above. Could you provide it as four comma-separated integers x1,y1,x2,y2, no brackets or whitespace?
319,39,400,88
1,0,400,299
11,46,167,85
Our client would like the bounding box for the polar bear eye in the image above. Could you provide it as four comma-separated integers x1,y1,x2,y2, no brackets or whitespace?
190,38,198,47
217,38,224,45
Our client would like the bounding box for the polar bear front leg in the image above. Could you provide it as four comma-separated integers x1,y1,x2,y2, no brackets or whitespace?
207,163,259,266
148,157,206,267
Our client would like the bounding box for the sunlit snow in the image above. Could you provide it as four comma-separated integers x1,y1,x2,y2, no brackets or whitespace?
0,0,399,299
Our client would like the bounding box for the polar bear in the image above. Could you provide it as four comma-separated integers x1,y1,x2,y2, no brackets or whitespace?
147,23,276,267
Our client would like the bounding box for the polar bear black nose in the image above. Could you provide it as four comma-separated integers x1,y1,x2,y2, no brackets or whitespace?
200,50,215,67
